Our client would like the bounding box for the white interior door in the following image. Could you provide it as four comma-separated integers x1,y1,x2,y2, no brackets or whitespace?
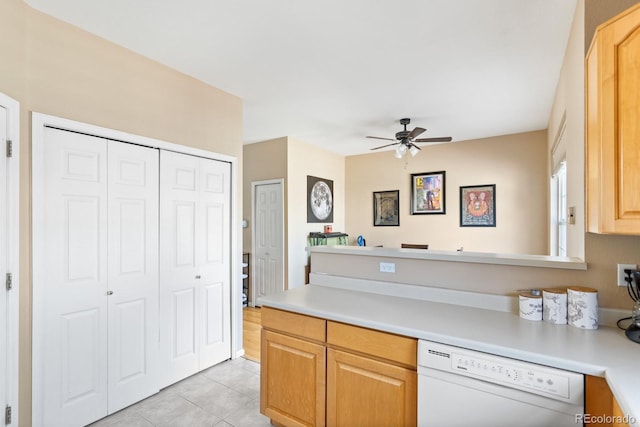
160,151,232,387
198,157,231,369
0,106,7,425
160,151,200,386
41,128,109,427
253,181,284,305
107,141,159,413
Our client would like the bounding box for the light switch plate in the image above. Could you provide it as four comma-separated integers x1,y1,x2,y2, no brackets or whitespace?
617,263,637,287
380,262,395,273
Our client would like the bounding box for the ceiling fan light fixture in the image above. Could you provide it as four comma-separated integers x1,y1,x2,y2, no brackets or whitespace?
367,118,453,158
394,145,404,158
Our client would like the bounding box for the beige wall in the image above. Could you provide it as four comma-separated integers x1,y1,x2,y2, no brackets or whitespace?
548,0,586,259
1,1,243,424
287,138,345,288
332,0,640,311
242,137,345,290
242,137,288,253
550,0,640,309
345,131,548,254
585,0,640,52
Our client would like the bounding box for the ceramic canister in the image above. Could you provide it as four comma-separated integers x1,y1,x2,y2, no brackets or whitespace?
542,288,568,325
519,291,543,321
567,286,599,329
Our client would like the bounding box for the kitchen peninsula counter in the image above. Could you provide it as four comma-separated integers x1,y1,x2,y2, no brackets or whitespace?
258,285,640,426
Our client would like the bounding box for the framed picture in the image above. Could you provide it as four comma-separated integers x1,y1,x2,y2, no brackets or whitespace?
460,184,496,227
307,175,334,223
410,171,446,215
373,190,400,226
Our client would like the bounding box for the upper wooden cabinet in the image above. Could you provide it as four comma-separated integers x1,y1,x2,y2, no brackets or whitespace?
586,3,640,235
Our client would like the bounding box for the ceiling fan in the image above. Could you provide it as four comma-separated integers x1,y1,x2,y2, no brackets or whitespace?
367,118,453,158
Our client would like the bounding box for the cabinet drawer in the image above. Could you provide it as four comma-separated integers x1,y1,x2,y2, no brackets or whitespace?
261,307,326,342
327,321,417,369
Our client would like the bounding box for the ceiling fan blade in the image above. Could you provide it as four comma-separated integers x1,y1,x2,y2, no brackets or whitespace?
414,136,453,143
366,136,395,141
370,142,399,150
407,127,426,139
409,143,421,151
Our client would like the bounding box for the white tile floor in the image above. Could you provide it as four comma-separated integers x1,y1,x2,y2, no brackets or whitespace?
90,358,271,427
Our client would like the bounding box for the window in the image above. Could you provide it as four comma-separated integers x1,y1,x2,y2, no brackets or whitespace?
551,161,567,257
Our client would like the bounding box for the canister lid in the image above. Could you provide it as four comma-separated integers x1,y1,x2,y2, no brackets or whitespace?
567,286,598,293
543,288,567,294
519,291,542,299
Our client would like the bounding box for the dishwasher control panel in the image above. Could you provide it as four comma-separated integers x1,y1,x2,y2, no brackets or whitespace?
418,340,583,404
449,350,569,398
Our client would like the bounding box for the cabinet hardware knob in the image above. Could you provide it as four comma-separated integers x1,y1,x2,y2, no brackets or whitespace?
195,275,201,279
107,291,114,295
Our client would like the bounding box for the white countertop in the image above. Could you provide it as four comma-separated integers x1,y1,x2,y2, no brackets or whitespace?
258,285,640,426
308,245,587,270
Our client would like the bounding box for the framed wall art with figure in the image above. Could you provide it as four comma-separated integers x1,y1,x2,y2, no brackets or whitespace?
411,171,445,215
373,190,399,226
460,184,496,227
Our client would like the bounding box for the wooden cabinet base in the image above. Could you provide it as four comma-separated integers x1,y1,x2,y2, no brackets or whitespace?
260,308,417,427
261,330,326,427
327,348,416,427
585,376,630,427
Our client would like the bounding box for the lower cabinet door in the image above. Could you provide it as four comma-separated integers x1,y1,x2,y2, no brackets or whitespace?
327,348,416,427
261,330,326,427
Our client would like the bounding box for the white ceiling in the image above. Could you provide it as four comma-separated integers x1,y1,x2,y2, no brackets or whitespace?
25,0,578,156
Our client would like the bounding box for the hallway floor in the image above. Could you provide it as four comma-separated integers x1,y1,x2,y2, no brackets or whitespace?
90,357,270,427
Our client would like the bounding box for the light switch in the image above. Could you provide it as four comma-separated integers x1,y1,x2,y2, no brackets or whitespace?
380,262,395,273
568,206,576,225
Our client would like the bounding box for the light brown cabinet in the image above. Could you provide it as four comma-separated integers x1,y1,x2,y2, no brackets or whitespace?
260,307,417,427
260,308,326,427
326,322,417,427
585,375,630,427
586,3,640,234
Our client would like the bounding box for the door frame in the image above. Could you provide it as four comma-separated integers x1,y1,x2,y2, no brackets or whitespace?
251,179,285,306
1,92,20,426
31,112,241,424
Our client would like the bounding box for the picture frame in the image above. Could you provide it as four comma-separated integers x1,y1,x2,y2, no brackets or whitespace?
307,175,334,223
410,171,446,215
373,190,400,226
460,184,496,227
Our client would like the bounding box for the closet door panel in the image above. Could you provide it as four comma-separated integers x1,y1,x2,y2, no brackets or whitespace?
160,152,231,385
107,141,159,413
41,128,108,427
0,106,6,424
198,158,231,368
160,151,201,387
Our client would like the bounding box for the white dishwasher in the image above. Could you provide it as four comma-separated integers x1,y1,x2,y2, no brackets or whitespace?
418,340,584,427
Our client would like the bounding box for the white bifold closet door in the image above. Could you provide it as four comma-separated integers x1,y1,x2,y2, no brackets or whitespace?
40,128,159,427
159,150,231,387
0,106,7,423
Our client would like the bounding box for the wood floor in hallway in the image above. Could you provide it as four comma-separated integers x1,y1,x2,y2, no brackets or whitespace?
243,307,261,362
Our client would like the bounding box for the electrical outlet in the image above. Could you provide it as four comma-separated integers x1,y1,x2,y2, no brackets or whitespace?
617,263,637,287
379,262,395,273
